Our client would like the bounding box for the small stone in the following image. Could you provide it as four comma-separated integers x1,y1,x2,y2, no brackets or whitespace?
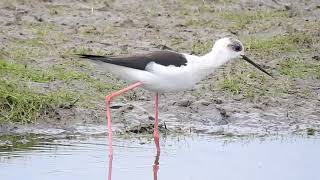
312,56,320,61
217,108,229,118
284,5,291,11
17,138,29,144
173,100,192,107
196,100,211,106
34,16,43,22
213,99,223,104
145,23,155,28
307,128,316,136
4,22,13,26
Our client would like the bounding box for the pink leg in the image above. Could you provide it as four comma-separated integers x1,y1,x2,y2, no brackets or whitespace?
153,93,160,153
106,82,142,158
153,93,160,180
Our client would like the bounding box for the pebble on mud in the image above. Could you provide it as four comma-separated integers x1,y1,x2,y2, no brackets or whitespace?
173,100,193,107
312,56,320,61
306,128,316,136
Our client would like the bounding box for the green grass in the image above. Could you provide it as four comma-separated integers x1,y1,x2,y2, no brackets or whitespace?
14,38,46,47
218,76,242,95
216,71,269,100
6,37,50,61
3,22,58,61
0,59,118,123
170,37,184,47
49,65,118,92
244,32,314,55
222,10,288,30
49,65,91,81
184,19,217,28
64,46,107,57
0,135,39,150
306,128,316,136
213,59,292,101
28,23,56,37
214,56,319,101
191,40,212,55
0,60,93,83
1,58,117,90
0,60,54,83
79,26,102,37
0,79,77,123
278,58,320,79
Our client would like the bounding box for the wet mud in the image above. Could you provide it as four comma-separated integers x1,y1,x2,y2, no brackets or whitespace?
0,0,319,137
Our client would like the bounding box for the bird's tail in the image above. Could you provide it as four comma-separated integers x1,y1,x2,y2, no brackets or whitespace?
77,54,109,61
76,54,113,65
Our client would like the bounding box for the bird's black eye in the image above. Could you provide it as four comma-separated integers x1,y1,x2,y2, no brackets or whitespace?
228,40,243,52
233,44,242,51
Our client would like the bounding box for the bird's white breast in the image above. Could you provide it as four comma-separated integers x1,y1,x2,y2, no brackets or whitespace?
96,53,217,93
142,54,209,92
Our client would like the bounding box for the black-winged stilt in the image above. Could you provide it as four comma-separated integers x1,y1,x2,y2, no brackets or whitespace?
78,37,272,157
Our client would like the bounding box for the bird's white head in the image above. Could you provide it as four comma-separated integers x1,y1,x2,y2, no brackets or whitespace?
212,37,244,60
209,37,272,77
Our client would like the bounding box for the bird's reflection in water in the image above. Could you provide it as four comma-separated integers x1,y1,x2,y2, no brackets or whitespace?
107,137,161,180
153,136,160,180
108,155,113,180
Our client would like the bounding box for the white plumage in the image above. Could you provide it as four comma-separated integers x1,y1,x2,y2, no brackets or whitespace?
89,37,266,92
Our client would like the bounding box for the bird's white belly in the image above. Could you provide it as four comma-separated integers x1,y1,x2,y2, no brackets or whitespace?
142,63,207,92
98,61,210,93
143,73,197,92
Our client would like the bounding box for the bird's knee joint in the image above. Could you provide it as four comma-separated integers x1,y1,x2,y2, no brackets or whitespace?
105,95,112,102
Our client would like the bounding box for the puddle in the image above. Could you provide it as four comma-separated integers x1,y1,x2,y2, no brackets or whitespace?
0,135,319,180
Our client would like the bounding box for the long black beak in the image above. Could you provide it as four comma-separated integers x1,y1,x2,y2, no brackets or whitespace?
241,55,273,77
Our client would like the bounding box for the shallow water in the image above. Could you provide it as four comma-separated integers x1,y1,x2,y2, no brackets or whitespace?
0,135,319,180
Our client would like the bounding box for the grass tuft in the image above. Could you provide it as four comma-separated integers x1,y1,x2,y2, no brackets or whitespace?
0,60,54,83
0,59,117,123
191,40,212,55
217,71,268,100
278,58,320,79
184,19,217,28
212,62,292,102
0,80,76,123
244,32,314,55
0,135,42,150
222,10,288,30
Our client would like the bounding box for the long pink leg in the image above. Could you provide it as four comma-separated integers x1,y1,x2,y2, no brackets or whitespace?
153,93,160,153
153,94,160,180
106,82,142,158
153,93,160,180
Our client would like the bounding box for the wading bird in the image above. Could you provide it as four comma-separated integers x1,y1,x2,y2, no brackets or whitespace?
78,37,272,157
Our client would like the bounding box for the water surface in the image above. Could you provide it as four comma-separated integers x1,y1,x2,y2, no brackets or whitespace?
0,135,319,180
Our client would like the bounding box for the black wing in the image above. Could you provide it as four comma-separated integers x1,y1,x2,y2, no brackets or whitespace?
78,51,187,70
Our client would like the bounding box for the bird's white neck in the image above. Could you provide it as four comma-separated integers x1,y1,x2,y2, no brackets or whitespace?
186,49,232,83
200,49,231,68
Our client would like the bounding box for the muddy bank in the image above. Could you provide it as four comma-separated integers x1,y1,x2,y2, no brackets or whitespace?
0,0,319,137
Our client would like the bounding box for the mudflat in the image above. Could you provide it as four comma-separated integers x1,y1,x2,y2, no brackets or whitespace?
0,0,319,137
